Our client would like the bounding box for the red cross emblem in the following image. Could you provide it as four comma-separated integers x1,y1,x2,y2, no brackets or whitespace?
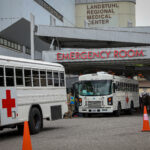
126,96,129,103
2,90,16,117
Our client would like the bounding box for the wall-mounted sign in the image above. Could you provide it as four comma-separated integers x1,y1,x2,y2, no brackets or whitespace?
75,1,135,27
87,3,119,25
34,0,63,22
57,49,144,60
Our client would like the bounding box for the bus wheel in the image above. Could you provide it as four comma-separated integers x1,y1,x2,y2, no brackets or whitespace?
128,101,134,115
82,113,89,117
29,107,43,134
114,103,121,117
17,124,24,135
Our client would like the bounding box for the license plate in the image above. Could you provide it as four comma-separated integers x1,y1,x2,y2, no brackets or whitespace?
102,109,107,111
92,109,97,112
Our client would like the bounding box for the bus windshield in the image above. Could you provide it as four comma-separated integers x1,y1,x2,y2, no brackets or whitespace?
79,80,112,96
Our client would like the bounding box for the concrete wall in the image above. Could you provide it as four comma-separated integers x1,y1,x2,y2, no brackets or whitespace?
75,1,135,28
0,45,42,60
0,0,75,31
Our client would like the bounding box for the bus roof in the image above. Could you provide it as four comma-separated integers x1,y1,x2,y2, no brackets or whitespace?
79,72,138,83
0,55,63,68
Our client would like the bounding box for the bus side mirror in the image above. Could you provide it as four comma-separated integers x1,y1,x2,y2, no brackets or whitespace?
113,83,116,93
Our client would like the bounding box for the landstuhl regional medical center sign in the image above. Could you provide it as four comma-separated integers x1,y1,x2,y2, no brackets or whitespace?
75,1,135,28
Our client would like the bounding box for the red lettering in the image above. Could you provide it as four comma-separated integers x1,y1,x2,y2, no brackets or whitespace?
75,52,80,59
63,53,70,59
106,51,111,58
70,52,75,60
57,53,62,60
136,50,144,57
57,49,144,61
93,52,99,58
119,50,127,58
100,51,105,58
81,52,87,59
127,49,135,57
114,50,118,58
88,51,94,59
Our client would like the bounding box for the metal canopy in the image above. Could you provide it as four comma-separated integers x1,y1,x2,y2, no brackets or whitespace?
39,36,148,49
36,25,150,49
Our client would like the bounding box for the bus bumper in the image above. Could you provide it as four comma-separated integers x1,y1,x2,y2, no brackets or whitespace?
79,107,113,113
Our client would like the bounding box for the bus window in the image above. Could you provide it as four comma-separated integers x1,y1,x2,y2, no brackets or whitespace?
54,72,59,87
0,67,4,86
131,84,135,92
136,85,138,92
16,68,23,86
5,67,14,86
134,84,137,92
32,70,39,86
24,69,32,86
123,83,125,91
131,84,133,91
60,72,65,86
127,84,129,91
47,71,53,86
115,82,118,91
40,70,46,86
120,82,122,91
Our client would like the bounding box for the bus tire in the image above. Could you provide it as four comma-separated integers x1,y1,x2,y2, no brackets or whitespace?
128,101,134,115
17,124,24,135
114,102,121,117
29,107,42,134
82,113,89,117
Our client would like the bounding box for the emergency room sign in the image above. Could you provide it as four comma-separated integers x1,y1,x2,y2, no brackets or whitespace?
0,88,18,126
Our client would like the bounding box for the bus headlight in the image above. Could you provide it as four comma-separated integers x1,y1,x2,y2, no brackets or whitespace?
107,97,113,105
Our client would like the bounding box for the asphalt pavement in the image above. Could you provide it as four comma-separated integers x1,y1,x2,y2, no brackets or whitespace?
0,113,150,150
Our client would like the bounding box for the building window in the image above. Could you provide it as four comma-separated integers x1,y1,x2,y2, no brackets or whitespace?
25,47,31,55
0,37,23,52
14,43,18,50
0,38,4,45
18,45,21,51
11,42,15,49
7,41,11,47
4,39,7,46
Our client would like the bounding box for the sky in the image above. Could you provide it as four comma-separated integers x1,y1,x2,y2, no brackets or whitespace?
136,0,150,26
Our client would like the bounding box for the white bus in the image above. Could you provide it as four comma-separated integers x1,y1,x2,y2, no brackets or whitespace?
74,72,139,116
0,55,67,134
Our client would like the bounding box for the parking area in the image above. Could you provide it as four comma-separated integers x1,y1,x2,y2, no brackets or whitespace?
0,113,150,150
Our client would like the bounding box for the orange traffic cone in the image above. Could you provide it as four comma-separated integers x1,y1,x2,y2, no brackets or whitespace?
142,106,150,132
22,121,32,150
